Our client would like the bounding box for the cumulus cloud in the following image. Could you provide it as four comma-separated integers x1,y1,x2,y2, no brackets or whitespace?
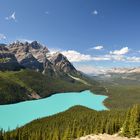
49,48,140,63
76,65,108,74
61,50,93,62
5,12,16,21
126,57,140,62
0,34,6,40
105,54,125,61
110,47,129,55
91,46,104,50
61,50,111,62
91,10,98,15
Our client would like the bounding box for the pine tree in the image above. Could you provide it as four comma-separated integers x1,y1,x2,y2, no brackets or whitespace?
122,108,131,137
129,104,140,137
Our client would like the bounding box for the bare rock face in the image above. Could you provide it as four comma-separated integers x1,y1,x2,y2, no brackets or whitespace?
7,40,78,75
43,58,56,76
48,52,77,74
8,41,49,71
20,53,43,71
0,45,21,71
8,41,49,63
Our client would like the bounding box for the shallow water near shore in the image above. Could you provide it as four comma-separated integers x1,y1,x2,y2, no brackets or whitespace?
0,90,108,131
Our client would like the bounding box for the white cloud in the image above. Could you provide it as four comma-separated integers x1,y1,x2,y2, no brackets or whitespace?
0,34,6,40
5,12,16,21
76,65,108,74
91,10,98,15
110,47,129,55
61,50,93,62
91,46,104,50
49,48,140,63
61,50,111,62
105,54,125,61
126,57,140,62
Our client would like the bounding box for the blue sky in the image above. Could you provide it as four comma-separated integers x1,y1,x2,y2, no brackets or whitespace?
0,0,140,73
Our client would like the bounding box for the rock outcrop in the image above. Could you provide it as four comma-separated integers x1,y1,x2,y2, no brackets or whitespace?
0,45,21,71
48,52,77,74
8,41,49,71
7,41,78,75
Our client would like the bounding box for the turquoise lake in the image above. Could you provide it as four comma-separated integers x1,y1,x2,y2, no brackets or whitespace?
0,90,108,131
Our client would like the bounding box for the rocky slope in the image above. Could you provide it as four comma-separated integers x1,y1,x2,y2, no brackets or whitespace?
0,44,21,71
7,40,78,75
48,52,77,74
0,41,104,105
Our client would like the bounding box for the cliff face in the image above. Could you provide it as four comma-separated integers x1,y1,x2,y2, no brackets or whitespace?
48,52,77,74
0,45,21,71
7,41,78,75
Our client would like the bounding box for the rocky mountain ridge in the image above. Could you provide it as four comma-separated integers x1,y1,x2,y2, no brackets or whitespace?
0,40,78,75
90,67,140,76
107,67,140,74
0,44,21,71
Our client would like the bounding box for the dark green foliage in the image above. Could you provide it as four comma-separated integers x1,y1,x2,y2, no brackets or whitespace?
0,69,106,105
2,104,140,139
1,106,126,140
93,73,140,109
0,76,30,104
0,58,10,63
122,104,140,137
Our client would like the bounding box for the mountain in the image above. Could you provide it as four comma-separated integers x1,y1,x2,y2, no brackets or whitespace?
48,52,78,74
107,67,140,74
89,67,140,76
8,40,78,75
92,67,140,109
8,41,48,71
2,105,126,140
0,40,105,105
0,44,21,71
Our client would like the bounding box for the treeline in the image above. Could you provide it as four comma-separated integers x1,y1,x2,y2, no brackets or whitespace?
0,106,126,140
122,104,140,137
1,105,140,140
0,70,90,105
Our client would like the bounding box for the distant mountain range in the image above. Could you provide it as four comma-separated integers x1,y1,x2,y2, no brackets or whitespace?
90,67,140,76
107,67,140,74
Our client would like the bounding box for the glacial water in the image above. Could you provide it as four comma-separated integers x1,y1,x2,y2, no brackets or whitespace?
0,90,108,130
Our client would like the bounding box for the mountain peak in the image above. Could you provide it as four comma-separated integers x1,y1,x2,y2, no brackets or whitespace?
49,52,68,64
30,41,44,49
1,40,78,75
49,52,77,74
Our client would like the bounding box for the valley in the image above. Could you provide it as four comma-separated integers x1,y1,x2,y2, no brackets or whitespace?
0,90,107,131
0,41,140,140
1,1,140,139
0,42,106,105
92,71,140,109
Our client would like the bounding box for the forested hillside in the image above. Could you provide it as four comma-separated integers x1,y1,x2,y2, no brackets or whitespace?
93,73,140,109
0,105,126,140
1,104,140,140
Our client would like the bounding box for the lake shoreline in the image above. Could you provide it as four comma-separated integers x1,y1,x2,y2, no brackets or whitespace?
0,90,108,131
